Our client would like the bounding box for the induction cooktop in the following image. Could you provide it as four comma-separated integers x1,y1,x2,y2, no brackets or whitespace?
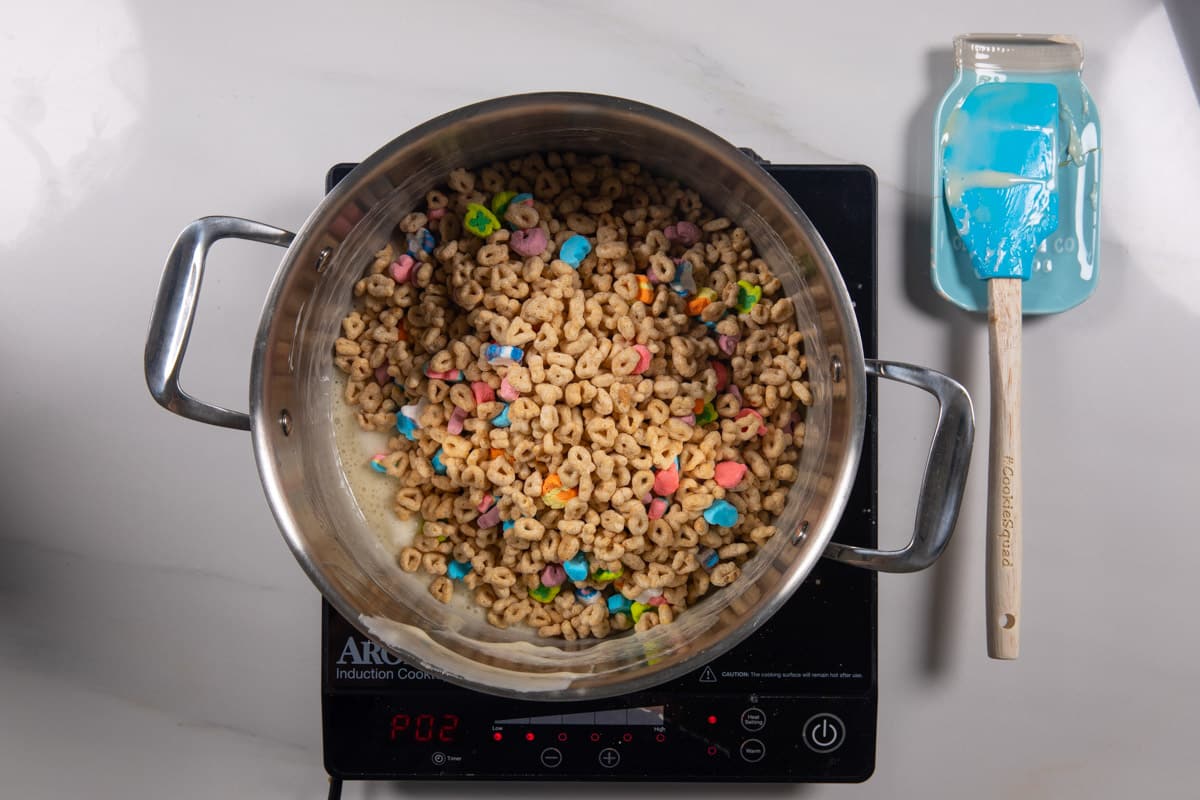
320,159,878,794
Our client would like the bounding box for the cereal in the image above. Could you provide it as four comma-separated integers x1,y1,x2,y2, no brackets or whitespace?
446,407,468,435
563,552,590,581
558,234,591,268
484,343,524,366
490,190,518,218
477,503,502,530
470,381,494,405
334,152,808,639
702,499,739,527
529,583,561,603
735,280,763,313
510,227,548,257
464,203,501,237
592,566,621,583
395,414,418,442
607,593,633,615
407,228,435,257
541,563,567,587
490,404,512,428
652,463,680,496
665,220,701,246
648,497,669,520
390,255,416,284
671,259,697,296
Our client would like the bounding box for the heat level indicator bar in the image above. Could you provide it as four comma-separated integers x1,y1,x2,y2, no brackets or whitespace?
495,706,664,726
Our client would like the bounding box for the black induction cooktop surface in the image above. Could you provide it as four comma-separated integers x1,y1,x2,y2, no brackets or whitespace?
320,161,878,783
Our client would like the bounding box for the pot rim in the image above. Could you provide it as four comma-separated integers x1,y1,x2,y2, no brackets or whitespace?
248,92,867,699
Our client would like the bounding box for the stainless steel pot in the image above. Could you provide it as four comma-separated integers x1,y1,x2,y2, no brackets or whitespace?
145,93,973,700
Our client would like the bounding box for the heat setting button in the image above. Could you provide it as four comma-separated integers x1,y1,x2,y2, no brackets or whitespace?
740,707,767,732
802,713,846,753
597,747,621,768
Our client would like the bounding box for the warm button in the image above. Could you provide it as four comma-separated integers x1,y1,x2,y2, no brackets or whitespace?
739,738,766,763
802,713,846,753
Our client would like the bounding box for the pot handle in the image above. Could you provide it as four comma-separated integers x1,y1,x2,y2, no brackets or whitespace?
145,216,295,430
824,359,975,573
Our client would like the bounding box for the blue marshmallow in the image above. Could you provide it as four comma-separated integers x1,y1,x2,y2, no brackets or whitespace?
563,553,590,582
559,234,592,268
703,499,739,527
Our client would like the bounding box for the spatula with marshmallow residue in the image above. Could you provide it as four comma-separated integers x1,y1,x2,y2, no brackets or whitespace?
940,81,1059,660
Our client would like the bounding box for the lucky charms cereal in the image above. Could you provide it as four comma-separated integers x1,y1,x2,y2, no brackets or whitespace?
333,153,810,639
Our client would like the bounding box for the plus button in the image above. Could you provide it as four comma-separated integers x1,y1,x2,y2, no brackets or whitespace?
597,747,621,768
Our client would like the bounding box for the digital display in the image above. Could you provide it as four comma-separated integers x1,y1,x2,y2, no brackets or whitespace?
389,713,460,744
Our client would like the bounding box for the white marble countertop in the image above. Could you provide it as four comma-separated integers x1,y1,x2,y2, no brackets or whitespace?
2,1,1197,797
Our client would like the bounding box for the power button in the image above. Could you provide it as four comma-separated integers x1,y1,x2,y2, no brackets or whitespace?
802,713,845,753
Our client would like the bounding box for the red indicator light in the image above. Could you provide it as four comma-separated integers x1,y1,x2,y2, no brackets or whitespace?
706,745,718,756
492,732,503,742
622,732,633,743
707,715,718,725
655,733,666,743
557,732,568,742
525,732,535,742
589,732,601,743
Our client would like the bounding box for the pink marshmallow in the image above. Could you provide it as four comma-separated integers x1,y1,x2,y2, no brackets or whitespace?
717,334,739,355
470,381,495,405
632,344,652,375
711,360,729,392
510,226,548,255
674,220,701,245
447,406,468,435
498,378,520,402
374,366,391,385
389,254,416,283
648,498,669,520
653,465,680,496
541,564,566,587
735,408,767,435
714,461,748,489
666,221,701,245
477,494,495,513
478,504,502,529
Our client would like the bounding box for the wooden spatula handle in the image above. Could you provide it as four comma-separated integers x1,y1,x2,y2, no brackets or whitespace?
987,278,1022,659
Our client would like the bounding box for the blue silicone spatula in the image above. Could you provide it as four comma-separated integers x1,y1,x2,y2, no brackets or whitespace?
941,81,1059,660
